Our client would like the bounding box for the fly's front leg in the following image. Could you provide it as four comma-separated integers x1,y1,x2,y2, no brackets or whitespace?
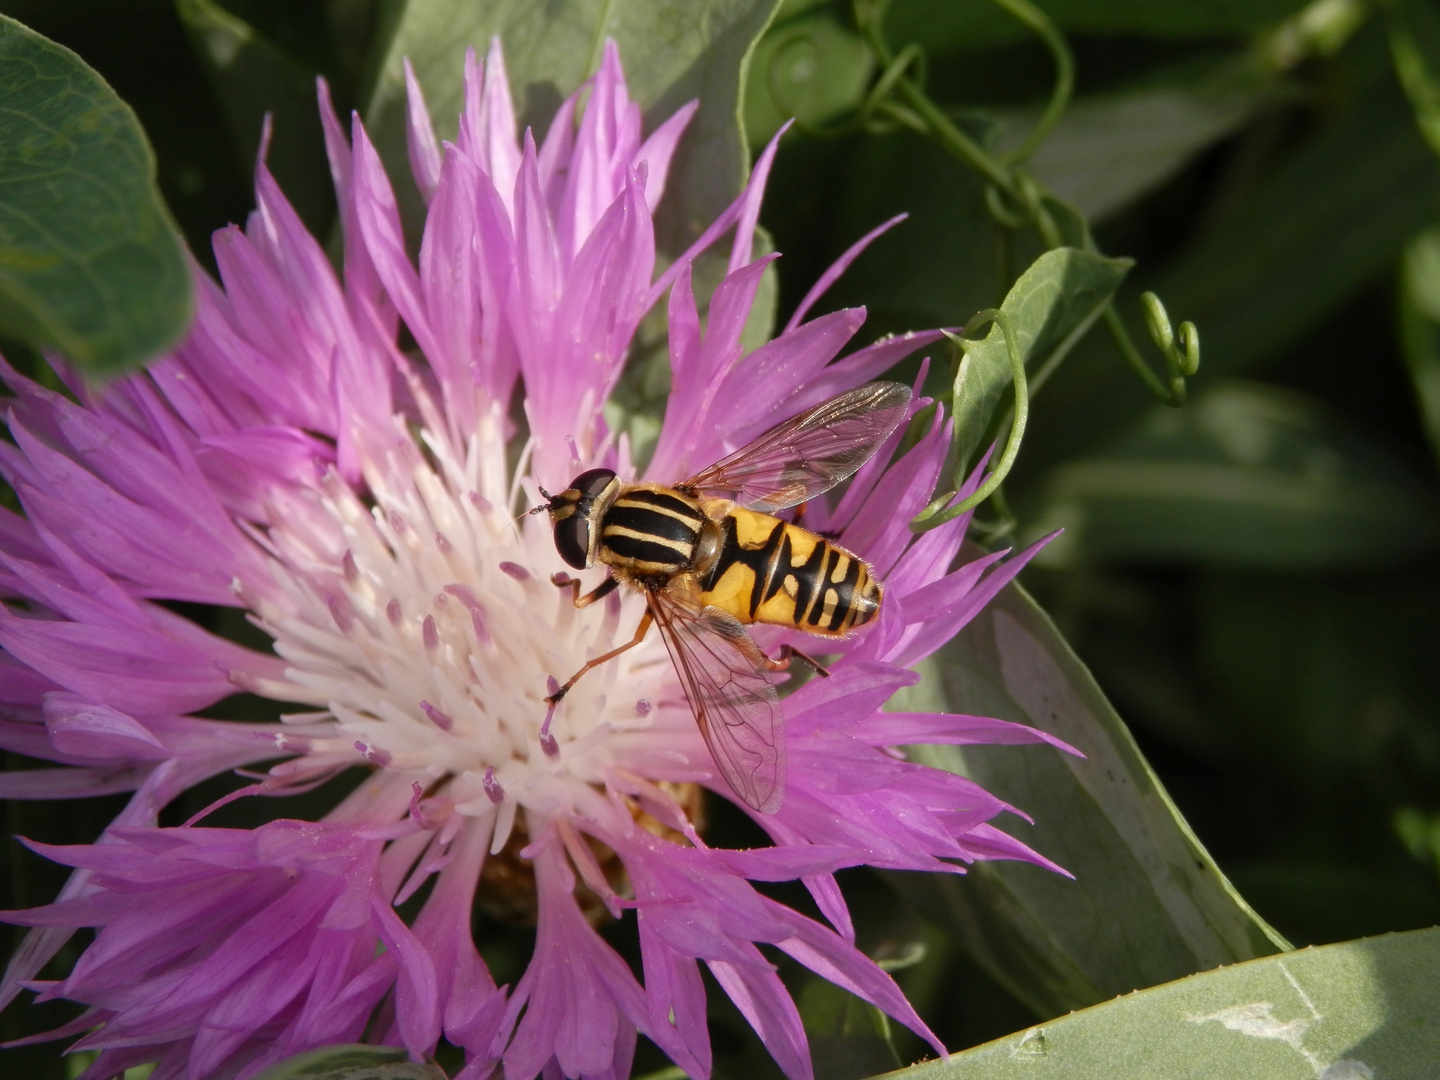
763,644,831,678
550,571,619,608
546,607,655,705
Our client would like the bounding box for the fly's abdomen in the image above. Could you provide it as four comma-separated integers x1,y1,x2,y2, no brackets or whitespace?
597,486,705,576
697,507,881,636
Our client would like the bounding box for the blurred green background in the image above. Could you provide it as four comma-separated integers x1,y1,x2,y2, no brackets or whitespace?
6,0,1440,1076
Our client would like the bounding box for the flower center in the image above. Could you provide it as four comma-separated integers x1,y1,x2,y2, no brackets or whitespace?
244,410,678,838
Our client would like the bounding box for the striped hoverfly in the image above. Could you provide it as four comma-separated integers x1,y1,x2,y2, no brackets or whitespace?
535,382,912,813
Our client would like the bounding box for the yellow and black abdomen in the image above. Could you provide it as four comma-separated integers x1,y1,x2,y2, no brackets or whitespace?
697,506,880,635
596,485,706,577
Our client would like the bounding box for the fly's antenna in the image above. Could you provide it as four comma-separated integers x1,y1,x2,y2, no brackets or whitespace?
512,487,553,530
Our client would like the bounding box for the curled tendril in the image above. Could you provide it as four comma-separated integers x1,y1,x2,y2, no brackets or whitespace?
840,0,1205,510
990,0,1076,166
1106,293,1201,407
984,184,1031,230
911,312,1030,533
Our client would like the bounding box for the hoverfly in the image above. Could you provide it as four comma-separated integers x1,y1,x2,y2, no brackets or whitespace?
534,382,912,813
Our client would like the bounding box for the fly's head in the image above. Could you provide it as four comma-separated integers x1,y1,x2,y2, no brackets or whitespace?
533,468,621,569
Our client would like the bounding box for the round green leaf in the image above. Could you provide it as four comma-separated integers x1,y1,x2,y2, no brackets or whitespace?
1002,56,1283,226
0,14,192,374
881,927,1440,1080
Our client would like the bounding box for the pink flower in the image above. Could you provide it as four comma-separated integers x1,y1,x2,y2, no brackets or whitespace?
0,39,1071,1080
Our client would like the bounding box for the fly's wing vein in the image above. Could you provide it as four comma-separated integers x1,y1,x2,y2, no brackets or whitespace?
649,591,785,813
680,382,911,513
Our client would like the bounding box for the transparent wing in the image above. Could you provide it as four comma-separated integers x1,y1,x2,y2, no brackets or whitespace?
680,382,912,513
649,590,786,813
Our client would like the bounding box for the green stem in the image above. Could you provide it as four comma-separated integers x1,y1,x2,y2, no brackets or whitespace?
1102,305,1188,406
855,2,1017,193
894,77,1016,192
970,484,1018,542
853,0,1197,418
989,0,1076,166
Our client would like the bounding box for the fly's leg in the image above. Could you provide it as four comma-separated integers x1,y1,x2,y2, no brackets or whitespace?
546,608,655,705
789,501,841,540
550,572,620,608
763,644,831,678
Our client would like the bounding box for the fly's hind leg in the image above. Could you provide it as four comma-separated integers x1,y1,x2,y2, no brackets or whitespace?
763,644,831,678
550,571,620,608
788,502,841,540
546,607,655,705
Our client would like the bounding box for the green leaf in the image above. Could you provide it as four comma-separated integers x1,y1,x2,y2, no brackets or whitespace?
887,576,1288,1019
174,0,335,234
1152,28,1434,379
1005,56,1287,225
364,0,782,255
800,978,901,1080
1192,568,1440,773
795,126,995,341
1022,25,1440,477
1394,807,1440,879
953,247,1130,472
1400,226,1440,469
1026,379,1440,569
0,14,192,374
250,1044,446,1080
885,0,1315,55
882,926,1440,1079
1386,0,1440,158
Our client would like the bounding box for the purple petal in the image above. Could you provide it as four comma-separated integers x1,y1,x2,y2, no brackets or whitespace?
43,694,169,762
708,955,812,1080
771,903,945,1057
636,100,699,212
859,711,1081,753
637,918,710,1078
890,531,1059,668
403,59,443,202
784,214,907,332
373,897,441,1056
501,838,650,1080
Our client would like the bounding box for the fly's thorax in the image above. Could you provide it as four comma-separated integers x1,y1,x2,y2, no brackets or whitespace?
594,483,707,578
697,506,882,635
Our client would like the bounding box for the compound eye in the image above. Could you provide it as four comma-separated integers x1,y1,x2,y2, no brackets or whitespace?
571,467,617,499
554,515,591,569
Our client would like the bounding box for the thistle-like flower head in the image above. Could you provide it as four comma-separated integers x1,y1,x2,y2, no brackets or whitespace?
0,40,1070,1080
